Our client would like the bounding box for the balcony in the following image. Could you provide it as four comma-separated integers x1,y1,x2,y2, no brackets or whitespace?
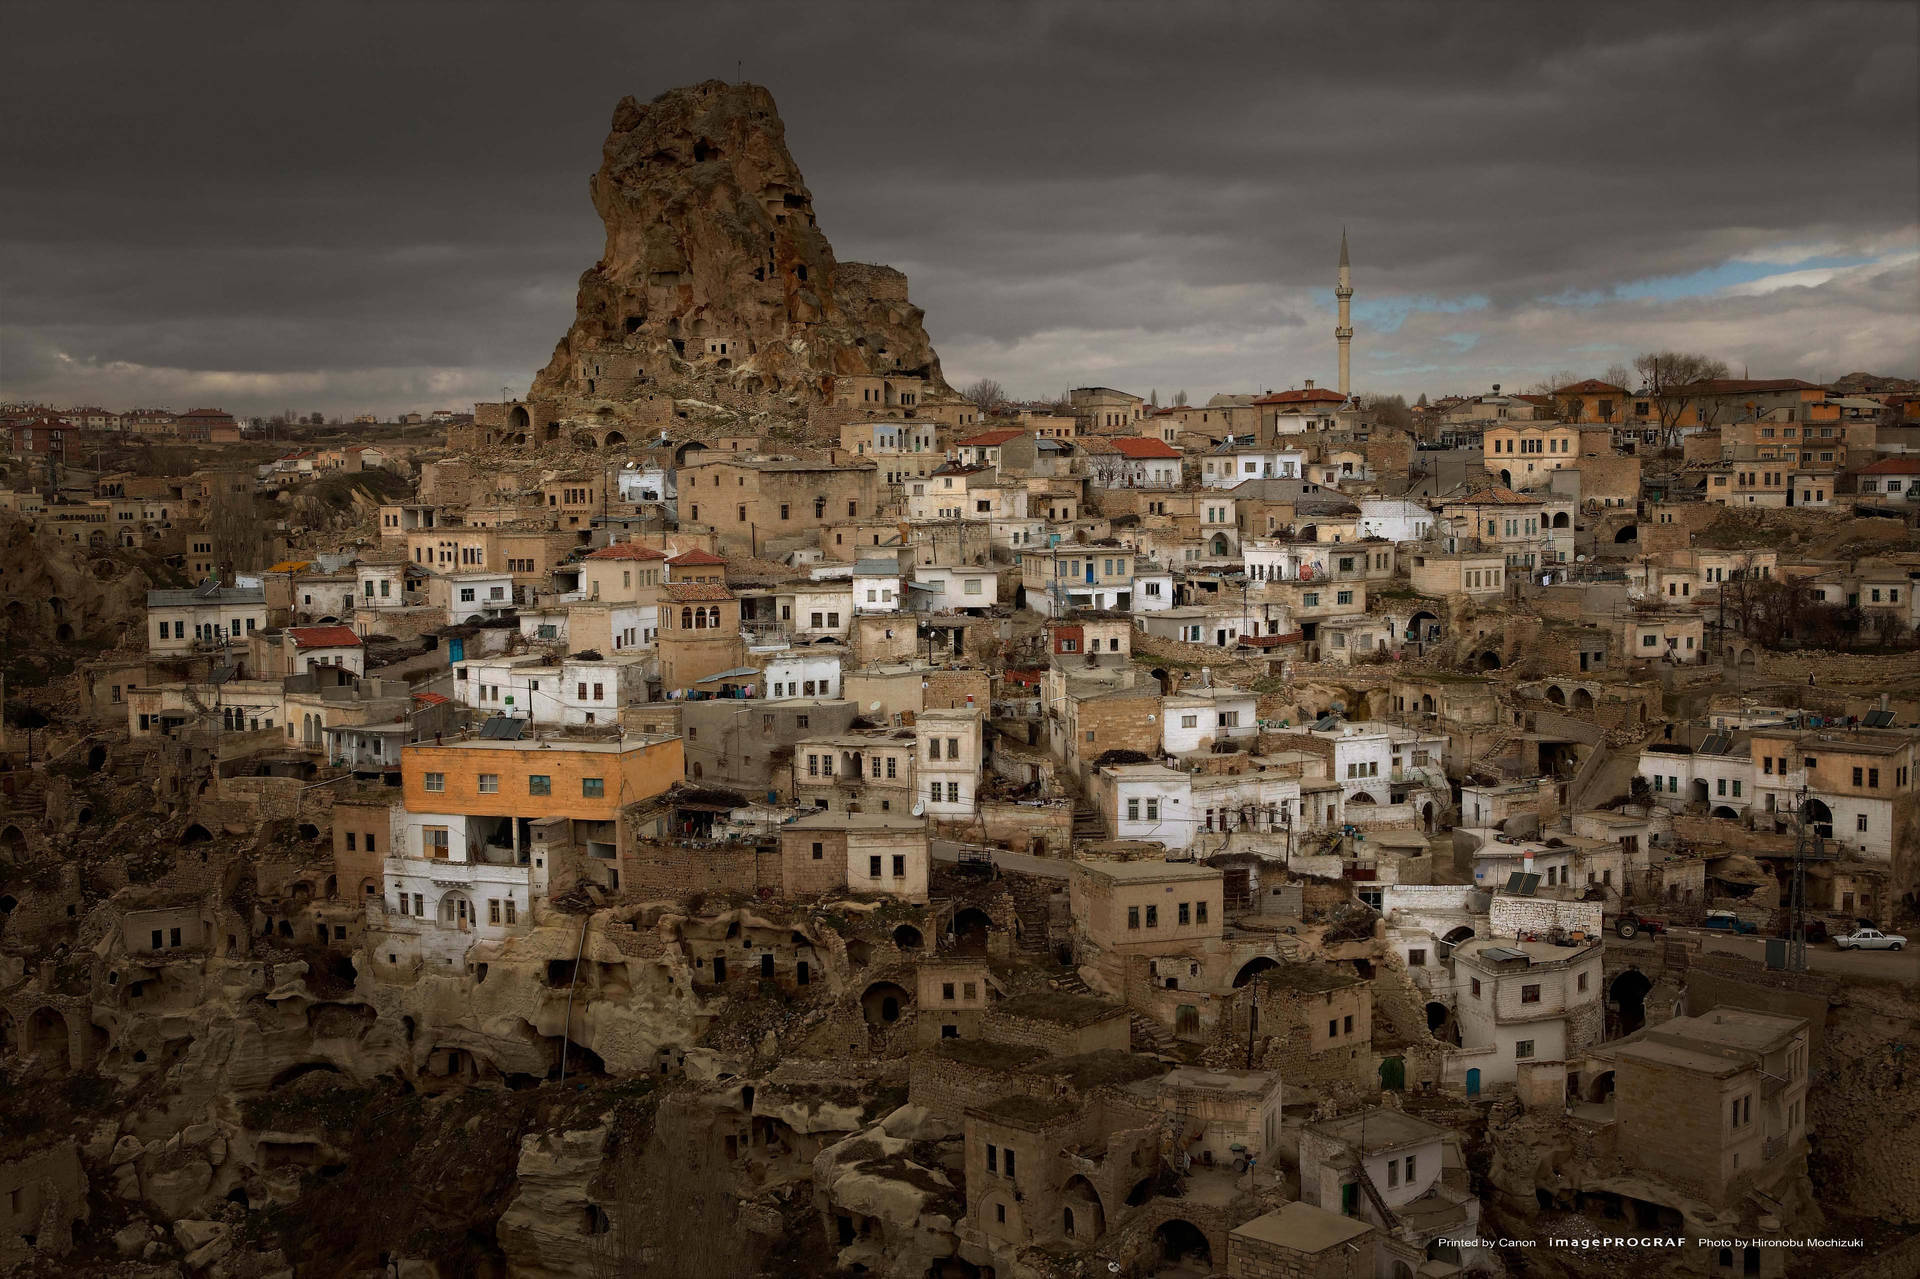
1764,1134,1787,1161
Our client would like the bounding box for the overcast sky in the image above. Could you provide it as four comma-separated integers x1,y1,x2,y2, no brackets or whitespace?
4,0,1917,418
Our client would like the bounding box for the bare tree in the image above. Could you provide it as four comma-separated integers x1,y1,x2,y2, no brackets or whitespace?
1526,370,1582,398
1171,389,1188,407
590,1127,761,1279
960,378,1005,413
1633,351,1730,449
1358,392,1413,433
1603,363,1637,393
1086,448,1134,490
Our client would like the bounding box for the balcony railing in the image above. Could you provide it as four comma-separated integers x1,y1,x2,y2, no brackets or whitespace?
1764,1134,1787,1160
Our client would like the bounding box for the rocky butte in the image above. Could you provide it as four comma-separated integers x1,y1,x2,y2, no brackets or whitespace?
527,79,950,439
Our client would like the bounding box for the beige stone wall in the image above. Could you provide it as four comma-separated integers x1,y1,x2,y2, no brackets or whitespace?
781,829,846,897
980,1006,1129,1056
1230,1229,1375,1279
621,839,779,898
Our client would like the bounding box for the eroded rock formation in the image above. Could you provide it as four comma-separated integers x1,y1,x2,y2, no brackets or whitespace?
529,80,949,431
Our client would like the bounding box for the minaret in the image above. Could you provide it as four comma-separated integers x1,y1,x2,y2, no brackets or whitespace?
1335,228,1354,397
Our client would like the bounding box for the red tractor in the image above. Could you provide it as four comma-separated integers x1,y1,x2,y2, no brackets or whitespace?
1612,912,1668,940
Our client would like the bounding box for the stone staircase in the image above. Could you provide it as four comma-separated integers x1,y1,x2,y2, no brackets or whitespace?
1128,1010,1176,1055
1466,726,1518,778
1071,797,1105,844
1048,967,1176,1054
1005,877,1057,955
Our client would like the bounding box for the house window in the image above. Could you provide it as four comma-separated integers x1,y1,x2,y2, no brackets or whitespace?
424,827,449,858
424,772,445,793
1521,984,1541,1003
1470,978,1481,997
1145,905,1158,927
1408,948,1426,967
529,775,551,796
1178,902,1190,925
1515,1040,1534,1059
478,773,499,794
1127,906,1140,929
582,778,605,798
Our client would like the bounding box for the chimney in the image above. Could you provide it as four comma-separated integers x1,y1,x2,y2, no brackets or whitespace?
1304,379,1315,390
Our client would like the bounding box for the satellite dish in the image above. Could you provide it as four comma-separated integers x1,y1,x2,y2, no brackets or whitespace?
912,800,927,817
869,701,883,712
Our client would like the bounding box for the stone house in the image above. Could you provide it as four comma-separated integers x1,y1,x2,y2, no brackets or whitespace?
1298,1107,1482,1278
1449,936,1604,1088
778,811,928,902
1227,1202,1375,1279
914,958,994,1045
1614,1008,1810,1212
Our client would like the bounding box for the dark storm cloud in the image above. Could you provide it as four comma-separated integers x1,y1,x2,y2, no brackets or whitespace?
2,0,1915,415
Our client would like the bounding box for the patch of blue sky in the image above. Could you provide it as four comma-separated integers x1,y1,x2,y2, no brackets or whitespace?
1548,253,1872,307
1350,293,1489,333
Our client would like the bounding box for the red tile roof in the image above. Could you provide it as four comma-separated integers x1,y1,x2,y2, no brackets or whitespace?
586,542,668,560
1553,379,1629,395
288,625,362,648
412,692,450,706
664,582,734,602
667,549,727,566
956,428,1025,447
1859,457,1920,475
1254,388,1348,406
1110,438,1182,459
1681,378,1824,395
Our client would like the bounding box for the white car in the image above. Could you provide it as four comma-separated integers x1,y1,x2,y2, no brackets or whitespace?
1833,928,1906,951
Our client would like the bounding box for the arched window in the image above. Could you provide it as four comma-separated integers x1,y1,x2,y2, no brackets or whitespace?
814,497,826,518
706,606,720,628
681,607,693,630
694,609,707,629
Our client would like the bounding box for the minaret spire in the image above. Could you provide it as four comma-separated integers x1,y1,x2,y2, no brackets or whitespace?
1335,228,1354,397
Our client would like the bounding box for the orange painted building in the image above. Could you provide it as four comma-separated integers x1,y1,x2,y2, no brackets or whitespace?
401,734,683,821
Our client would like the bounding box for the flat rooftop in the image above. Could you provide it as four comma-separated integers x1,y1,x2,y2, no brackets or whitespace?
972,1094,1079,1130
1232,1202,1374,1254
1075,859,1223,885
1454,937,1600,967
405,733,677,753
1160,1067,1277,1096
1258,963,1360,995
786,811,923,831
1308,1107,1446,1155
994,992,1125,1028
1621,1007,1804,1075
